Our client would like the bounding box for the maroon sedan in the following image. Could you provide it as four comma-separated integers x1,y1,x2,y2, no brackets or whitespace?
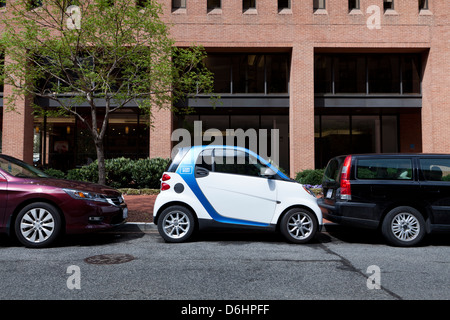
0,154,127,248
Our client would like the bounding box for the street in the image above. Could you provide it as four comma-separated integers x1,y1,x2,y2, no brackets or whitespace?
0,223,449,305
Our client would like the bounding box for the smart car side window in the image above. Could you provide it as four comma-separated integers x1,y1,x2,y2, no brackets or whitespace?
213,149,262,177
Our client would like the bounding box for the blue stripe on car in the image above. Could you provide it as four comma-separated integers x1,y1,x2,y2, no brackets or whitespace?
176,145,278,227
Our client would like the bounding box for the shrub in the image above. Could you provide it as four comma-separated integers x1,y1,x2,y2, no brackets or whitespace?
295,169,325,186
43,168,66,179
65,157,170,189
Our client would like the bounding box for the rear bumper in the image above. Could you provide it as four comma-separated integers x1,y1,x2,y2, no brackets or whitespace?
318,198,379,229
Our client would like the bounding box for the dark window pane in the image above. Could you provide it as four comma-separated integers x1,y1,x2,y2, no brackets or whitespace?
383,0,394,11
348,0,360,10
419,0,428,10
368,55,400,94
402,55,421,94
233,54,265,94
266,54,289,94
243,0,256,10
314,55,332,94
207,0,221,10
172,0,186,9
205,55,231,93
334,55,366,94
278,0,290,10
313,0,326,10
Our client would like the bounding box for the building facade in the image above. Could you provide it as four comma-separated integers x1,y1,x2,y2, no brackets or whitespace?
1,0,449,176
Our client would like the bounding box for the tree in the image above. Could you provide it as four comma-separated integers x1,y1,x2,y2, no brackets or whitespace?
0,0,213,185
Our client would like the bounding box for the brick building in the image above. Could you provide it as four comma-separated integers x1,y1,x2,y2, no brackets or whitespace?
1,0,449,176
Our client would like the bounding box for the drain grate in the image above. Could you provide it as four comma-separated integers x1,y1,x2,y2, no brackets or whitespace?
84,253,135,265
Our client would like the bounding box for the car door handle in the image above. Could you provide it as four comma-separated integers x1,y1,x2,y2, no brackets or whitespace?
195,167,210,178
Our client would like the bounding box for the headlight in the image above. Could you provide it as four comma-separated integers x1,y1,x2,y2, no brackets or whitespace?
63,188,108,203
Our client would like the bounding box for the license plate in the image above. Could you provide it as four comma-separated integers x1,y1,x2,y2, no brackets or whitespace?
326,189,333,198
123,208,128,219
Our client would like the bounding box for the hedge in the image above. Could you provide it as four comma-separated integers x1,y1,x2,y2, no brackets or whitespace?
294,168,325,187
44,157,170,189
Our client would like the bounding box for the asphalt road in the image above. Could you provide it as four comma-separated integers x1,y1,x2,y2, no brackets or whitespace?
0,223,449,306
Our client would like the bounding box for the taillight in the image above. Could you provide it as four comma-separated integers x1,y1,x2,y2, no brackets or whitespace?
161,174,171,190
161,182,170,191
340,155,352,200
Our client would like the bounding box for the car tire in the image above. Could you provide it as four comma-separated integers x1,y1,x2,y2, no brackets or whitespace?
14,202,62,248
381,206,426,247
280,208,318,244
157,206,195,243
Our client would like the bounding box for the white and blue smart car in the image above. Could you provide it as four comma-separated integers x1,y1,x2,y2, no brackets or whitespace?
153,145,322,243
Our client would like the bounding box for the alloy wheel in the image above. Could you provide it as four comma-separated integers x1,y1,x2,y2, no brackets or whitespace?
19,208,56,244
391,212,420,242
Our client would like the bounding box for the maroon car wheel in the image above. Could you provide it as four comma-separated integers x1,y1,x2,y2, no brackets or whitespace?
14,202,62,248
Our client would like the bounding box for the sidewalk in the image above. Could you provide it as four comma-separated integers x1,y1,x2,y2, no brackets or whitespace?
124,194,332,225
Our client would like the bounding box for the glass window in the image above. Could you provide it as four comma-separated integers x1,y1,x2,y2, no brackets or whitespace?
233,54,265,94
402,55,421,94
28,0,42,10
383,0,394,11
348,0,360,11
278,0,290,10
172,0,186,9
313,0,326,10
420,159,450,181
266,55,289,94
243,0,256,11
207,0,221,10
419,0,428,10
356,158,412,180
205,55,231,93
368,55,400,94
214,148,263,177
334,55,366,94
314,55,332,94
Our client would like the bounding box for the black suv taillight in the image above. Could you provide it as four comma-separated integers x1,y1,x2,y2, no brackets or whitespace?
340,155,352,200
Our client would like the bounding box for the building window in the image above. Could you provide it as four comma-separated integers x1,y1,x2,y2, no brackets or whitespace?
172,0,186,10
243,0,256,11
313,0,326,11
348,0,360,11
419,0,428,10
383,0,394,11
278,0,290,10
28,0,42,10
205,53,290,95
207,0,221,11
314,53,422,95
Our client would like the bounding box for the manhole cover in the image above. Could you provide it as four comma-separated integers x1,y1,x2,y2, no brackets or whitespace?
84,254,135,265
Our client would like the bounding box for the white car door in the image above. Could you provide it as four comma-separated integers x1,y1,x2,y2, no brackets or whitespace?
195,148,277,225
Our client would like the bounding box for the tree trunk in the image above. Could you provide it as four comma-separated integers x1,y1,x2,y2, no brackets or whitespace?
95,138,106,185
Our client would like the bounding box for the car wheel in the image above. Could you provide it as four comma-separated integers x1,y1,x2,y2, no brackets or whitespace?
280,208,318,244
14,202,62,248
157,206,195,243
381,206,426,247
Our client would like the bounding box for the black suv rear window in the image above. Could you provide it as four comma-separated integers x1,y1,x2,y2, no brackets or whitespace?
356,158,412,180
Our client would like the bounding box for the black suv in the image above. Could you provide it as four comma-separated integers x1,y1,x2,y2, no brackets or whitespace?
318,154,450,246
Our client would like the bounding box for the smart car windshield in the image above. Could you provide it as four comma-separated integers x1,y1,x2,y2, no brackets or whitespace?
0,155,49,178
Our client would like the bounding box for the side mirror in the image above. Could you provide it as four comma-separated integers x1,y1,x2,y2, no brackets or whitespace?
261,166,276,177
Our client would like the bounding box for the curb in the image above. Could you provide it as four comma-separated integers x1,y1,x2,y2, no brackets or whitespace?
119,221,338,233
